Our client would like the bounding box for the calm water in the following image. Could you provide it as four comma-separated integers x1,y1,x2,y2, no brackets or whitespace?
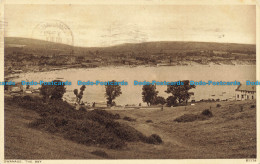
13,65,256,105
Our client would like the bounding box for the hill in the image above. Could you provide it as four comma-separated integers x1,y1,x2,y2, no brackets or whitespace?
4,37,256,75
5,37,256,56
5,95,256,159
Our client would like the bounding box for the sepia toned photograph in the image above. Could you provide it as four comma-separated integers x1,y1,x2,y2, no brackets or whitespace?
1,1,258,161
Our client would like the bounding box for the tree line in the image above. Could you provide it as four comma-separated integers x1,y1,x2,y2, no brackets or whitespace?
39,80,195,107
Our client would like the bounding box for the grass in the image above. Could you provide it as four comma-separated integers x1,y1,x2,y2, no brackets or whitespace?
110,100,256,158
174,109,213,123
5,96,162,150
4,102,101,159
5,96,256,159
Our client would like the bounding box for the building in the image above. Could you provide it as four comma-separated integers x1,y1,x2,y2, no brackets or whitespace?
235,84,256,100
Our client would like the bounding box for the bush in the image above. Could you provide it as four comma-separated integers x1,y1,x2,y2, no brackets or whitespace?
79,106,87,111
145,134,163,144
91,109,120,120
174,109,213,123
174,114,199,122
39,80,66,101
146,120,153,123
201,109,213,117
216,104,221,108
251,105,256,108
123,116,136,122
151,134,163,143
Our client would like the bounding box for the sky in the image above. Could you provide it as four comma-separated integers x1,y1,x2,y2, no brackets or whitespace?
4,5,256,47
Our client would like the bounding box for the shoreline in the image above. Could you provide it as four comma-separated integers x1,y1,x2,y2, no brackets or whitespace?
4,63,256,80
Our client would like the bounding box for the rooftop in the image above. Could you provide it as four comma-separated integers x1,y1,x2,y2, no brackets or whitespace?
236,84,256,92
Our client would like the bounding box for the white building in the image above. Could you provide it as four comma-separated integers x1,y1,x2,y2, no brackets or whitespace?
235,84,256,100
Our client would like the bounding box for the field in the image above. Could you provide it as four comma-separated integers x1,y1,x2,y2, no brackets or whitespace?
5,98,256,159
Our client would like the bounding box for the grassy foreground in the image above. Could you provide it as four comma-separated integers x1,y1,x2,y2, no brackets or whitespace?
5,96,256,159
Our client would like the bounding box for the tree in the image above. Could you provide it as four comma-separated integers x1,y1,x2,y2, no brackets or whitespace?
142,84,158,106
165,80,195,105
40,80,66,101
105,80,122,106
74,85,86,104
154,96,166,105
166,96,177,107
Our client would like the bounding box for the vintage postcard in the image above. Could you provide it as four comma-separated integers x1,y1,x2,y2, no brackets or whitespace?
0,0,259,163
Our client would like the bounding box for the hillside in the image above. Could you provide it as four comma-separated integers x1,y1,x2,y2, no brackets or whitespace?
101,41,256,54
5,37,74,50
5,37,256,56
5,95,256,159
4,37,256,76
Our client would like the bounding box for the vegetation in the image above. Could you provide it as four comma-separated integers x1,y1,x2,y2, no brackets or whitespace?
201,109,213,117
145,134,163,144
6,95,162,149
123,116,136,122
174,109,213,123
166,96,177,107
154,96,166,105
165,80,195,105
142,85,158,106
74,85,86,104
5,95,256,158
146,120,153,123
79,106,87,111
39,80,66,101
105,80,122,106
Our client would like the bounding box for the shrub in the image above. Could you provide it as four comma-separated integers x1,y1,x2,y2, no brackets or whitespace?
150,134,163,143
123,116,136,122
216,104,221,108
145,134,163,144
91,109,120,120
79,106,87,111
39,80,66,101
174,114,199,122
146,120,153,123
174,109,213,123
201,109,213,117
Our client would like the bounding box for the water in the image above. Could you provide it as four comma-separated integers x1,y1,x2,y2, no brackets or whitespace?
13,65,256,105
